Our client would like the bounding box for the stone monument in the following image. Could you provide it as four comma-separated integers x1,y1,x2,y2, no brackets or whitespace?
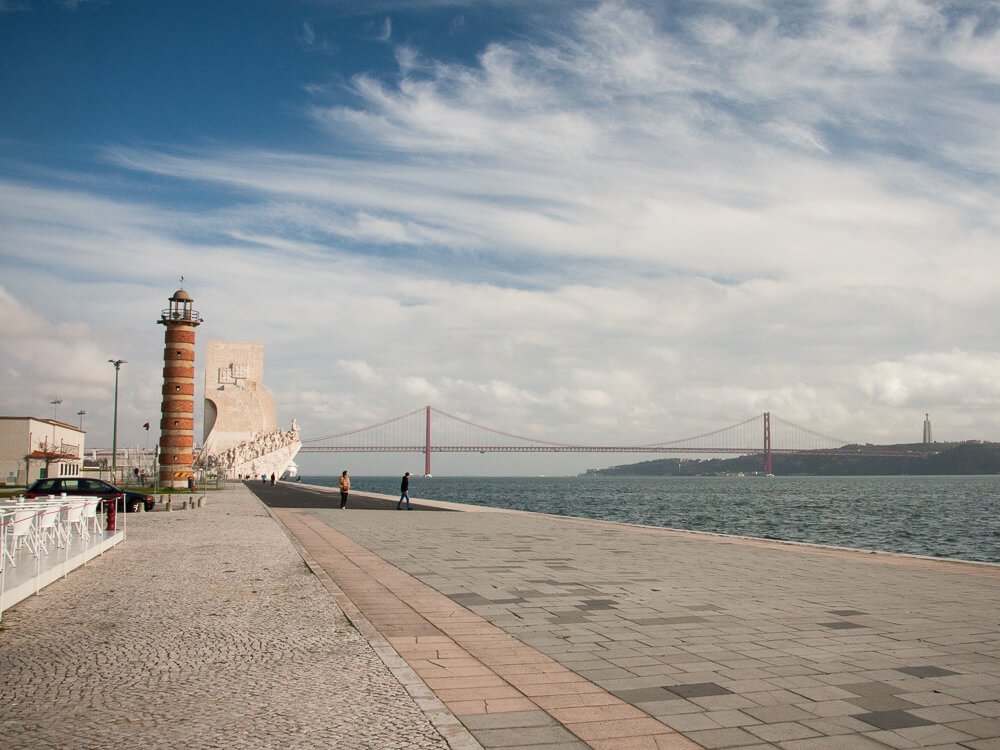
201,340,300,480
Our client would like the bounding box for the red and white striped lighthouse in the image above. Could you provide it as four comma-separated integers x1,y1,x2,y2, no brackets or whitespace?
157,288,202,488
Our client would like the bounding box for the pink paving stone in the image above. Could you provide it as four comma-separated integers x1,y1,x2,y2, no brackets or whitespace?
495,662,570,675
392,647,467,659
393,642,465,654
473,648,555,662
506,670,590,686
589,733,704,750
567,717,682,742
478,652,562,666
424,675,511,690
435,685,525,702
482,698,541,713
447,697,541,715
438,621,503,630
467,646,545,658
450,628,511,648
445,700,488,716
547,703,649,724
533,692,625,710
518,679,609,697
387,636,420,646
418,670,496,683
423,658,485,668
382,624,439,636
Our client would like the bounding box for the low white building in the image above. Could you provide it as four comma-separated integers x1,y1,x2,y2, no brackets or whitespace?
0,417,85,487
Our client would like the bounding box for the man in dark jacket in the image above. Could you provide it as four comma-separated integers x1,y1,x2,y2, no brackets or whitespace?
397,472,411,510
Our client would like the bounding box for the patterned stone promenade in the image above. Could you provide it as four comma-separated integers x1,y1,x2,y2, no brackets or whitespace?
267,483,1000,750
2,481,998,750
0,485,457,750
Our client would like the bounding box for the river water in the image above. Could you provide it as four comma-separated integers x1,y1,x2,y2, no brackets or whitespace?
305,474,999,564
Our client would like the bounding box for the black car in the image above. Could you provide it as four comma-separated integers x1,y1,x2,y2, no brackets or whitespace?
25,477,156,512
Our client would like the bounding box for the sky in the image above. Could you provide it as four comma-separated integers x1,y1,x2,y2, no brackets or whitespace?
1,0,998,476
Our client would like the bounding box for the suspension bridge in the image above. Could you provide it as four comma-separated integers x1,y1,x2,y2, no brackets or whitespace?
300,406,931,475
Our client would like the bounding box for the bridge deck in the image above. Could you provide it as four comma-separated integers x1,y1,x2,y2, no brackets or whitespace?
265,482,1000,750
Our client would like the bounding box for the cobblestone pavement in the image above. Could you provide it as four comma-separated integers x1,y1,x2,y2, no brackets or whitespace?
0,486,453,750
274,493,1000,750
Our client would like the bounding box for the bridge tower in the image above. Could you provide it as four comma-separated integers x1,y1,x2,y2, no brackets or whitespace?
763,411,773,475
425,405,432,476
157,288,202,488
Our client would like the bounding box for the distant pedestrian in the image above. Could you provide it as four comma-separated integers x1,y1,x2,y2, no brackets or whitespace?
397,472,411,510
270,472,276,486
339,470,350,508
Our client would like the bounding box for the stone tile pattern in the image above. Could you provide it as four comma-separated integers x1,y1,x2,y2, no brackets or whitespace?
308,506,1000,750
0,488,449,750
277,509,700,750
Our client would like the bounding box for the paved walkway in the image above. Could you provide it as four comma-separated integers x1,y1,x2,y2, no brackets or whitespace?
265,484,1000,750
0,486,459,749
3,482,998,750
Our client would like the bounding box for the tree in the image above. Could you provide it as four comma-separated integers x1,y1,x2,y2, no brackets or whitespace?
24,438,77,481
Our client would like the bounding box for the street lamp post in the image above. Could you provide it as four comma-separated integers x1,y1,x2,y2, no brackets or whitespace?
108,360,126,483
48,398,62,454
77,410,86,430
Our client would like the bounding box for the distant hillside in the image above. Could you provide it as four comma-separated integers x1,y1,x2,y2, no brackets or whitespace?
586,441,1000,476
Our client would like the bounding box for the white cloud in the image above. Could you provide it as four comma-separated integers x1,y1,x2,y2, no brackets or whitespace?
942,16,1000,80
400,376,439,401
298,20,337,54
338,360,384,385
859,351,1000,408
301,20,315,46
378,16,392,42
0,284,126,427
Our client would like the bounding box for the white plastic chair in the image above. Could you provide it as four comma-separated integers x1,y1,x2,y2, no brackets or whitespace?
34,503,64,554
7,508,39,565
62,499,87,541
1,509,13,569
82,498,103,537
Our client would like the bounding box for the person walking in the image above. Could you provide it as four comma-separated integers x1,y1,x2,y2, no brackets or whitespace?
338,470,351,509
397,471,411,510
270,472,276,486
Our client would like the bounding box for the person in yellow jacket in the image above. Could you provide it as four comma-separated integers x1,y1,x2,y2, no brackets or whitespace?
338,470,351,509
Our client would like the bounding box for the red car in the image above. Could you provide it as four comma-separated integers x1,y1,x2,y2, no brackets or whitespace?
25,476,155,512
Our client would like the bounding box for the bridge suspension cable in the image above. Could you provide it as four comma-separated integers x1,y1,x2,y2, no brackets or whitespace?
299,405,916,475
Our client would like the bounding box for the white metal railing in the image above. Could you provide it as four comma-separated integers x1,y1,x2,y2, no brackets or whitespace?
0,494,126,619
